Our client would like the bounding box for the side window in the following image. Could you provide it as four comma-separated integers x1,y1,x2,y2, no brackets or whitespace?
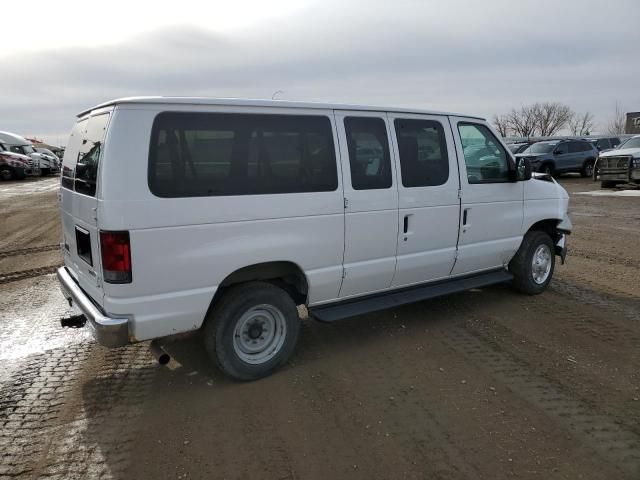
610,137,621,148
596,139,610,150
394,118,449,187
344,117,392,190
149,113,338,197
568,142,581,153
458,123,511,184
555,143,568,155
74,114,109,197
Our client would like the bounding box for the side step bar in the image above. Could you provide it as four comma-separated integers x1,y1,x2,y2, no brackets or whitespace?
311,270,513,322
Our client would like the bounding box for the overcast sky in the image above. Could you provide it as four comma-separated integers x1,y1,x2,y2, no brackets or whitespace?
2,0,639,145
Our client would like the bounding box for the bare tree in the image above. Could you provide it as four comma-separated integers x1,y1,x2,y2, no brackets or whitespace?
533,102,573,137
492,114,510,137
607,101,626,135
506,105,538,138
569,111,595,136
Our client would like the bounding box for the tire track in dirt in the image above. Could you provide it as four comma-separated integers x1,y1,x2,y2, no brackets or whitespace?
0,265,61,285
438,306,640,479
0,244,59,259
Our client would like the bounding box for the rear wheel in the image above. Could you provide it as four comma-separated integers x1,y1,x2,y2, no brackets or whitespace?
509,230,555,295
581,159,595,178
203,281,300,381
0,166,14,181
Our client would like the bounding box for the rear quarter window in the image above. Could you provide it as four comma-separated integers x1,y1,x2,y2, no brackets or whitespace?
148,112,338,197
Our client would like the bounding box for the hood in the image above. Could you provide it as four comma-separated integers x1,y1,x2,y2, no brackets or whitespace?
599,147,640,158
0,151,29,166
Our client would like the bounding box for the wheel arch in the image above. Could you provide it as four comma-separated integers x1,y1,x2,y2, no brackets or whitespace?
212,261,309,308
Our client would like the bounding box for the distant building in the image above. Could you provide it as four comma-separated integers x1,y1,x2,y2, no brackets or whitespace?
626,112,640,134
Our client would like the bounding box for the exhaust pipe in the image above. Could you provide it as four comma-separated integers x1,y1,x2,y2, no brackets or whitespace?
61,314,87,329
149,340,170,365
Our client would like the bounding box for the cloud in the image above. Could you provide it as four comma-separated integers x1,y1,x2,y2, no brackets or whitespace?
1,0,639,144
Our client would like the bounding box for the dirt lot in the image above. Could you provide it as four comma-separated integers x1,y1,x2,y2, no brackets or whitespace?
0,176,638,479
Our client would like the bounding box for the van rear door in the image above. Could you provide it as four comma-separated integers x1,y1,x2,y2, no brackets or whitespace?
60,111,111,305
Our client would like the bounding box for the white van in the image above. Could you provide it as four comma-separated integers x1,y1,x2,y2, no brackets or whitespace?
57,97,571,380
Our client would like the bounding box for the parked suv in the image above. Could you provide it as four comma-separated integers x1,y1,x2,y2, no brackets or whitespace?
57,97,572,380
585,136,623,153
595,135,640,188
516,139,598,177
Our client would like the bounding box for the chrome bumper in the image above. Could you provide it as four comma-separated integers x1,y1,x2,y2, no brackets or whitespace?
57,266,129,348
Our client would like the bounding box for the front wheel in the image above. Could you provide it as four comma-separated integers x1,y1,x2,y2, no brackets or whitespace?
203,282,300,381
581,160,595,178
509,231,555,295
0,167,14,181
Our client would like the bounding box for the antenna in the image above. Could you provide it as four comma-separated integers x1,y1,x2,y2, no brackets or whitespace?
271,90,284,100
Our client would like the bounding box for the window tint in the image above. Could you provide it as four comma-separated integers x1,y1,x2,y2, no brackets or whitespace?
596,139,610,150
569,142,581,153
74,114,109,197
554,143,568,155
149,113,337,197
610,137,621,148
458,123,511,184
344,117,392,190
394,118,449,187
61,119,87,190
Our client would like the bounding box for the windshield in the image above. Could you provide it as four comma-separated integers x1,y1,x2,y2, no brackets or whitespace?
619,137,640,149
21,145,35,154
523,142,556,154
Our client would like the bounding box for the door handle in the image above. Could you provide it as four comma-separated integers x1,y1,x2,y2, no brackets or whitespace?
463,208,469,226
403,215,409,234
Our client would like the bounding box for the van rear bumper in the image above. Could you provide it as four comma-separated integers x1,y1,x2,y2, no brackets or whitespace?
57,266,129,348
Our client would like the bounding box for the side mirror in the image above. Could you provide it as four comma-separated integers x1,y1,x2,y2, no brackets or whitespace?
516,157,532,181
553,149,561,155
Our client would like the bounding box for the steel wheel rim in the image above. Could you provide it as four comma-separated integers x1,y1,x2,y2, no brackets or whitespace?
233,304,287,364
531,244,552,284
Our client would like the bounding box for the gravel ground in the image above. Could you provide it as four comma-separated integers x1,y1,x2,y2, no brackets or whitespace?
0,176,638,480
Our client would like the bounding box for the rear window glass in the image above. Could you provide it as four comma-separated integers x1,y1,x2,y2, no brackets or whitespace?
61,113,109,197
149,112,338,197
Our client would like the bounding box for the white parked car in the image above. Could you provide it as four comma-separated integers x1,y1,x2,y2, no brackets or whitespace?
57,97,572,380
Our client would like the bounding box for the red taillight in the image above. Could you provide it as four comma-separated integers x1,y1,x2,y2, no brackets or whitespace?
100,231,132,283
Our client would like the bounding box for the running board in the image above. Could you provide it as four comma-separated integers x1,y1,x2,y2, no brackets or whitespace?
310,270,513,322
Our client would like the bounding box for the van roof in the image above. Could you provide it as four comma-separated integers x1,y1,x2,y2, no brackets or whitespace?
78,96,484,120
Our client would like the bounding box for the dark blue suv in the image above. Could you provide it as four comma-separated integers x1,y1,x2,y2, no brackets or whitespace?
515,139,598,177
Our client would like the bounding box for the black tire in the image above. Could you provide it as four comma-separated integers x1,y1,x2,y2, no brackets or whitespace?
539,163,554,176
581,159,595,178
0,166,14,181
203,281,300,381
40,168,50,176
509,230,555,295
601,181,618,189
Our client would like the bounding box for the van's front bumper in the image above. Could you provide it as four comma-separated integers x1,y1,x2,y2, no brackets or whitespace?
57,266,129,348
